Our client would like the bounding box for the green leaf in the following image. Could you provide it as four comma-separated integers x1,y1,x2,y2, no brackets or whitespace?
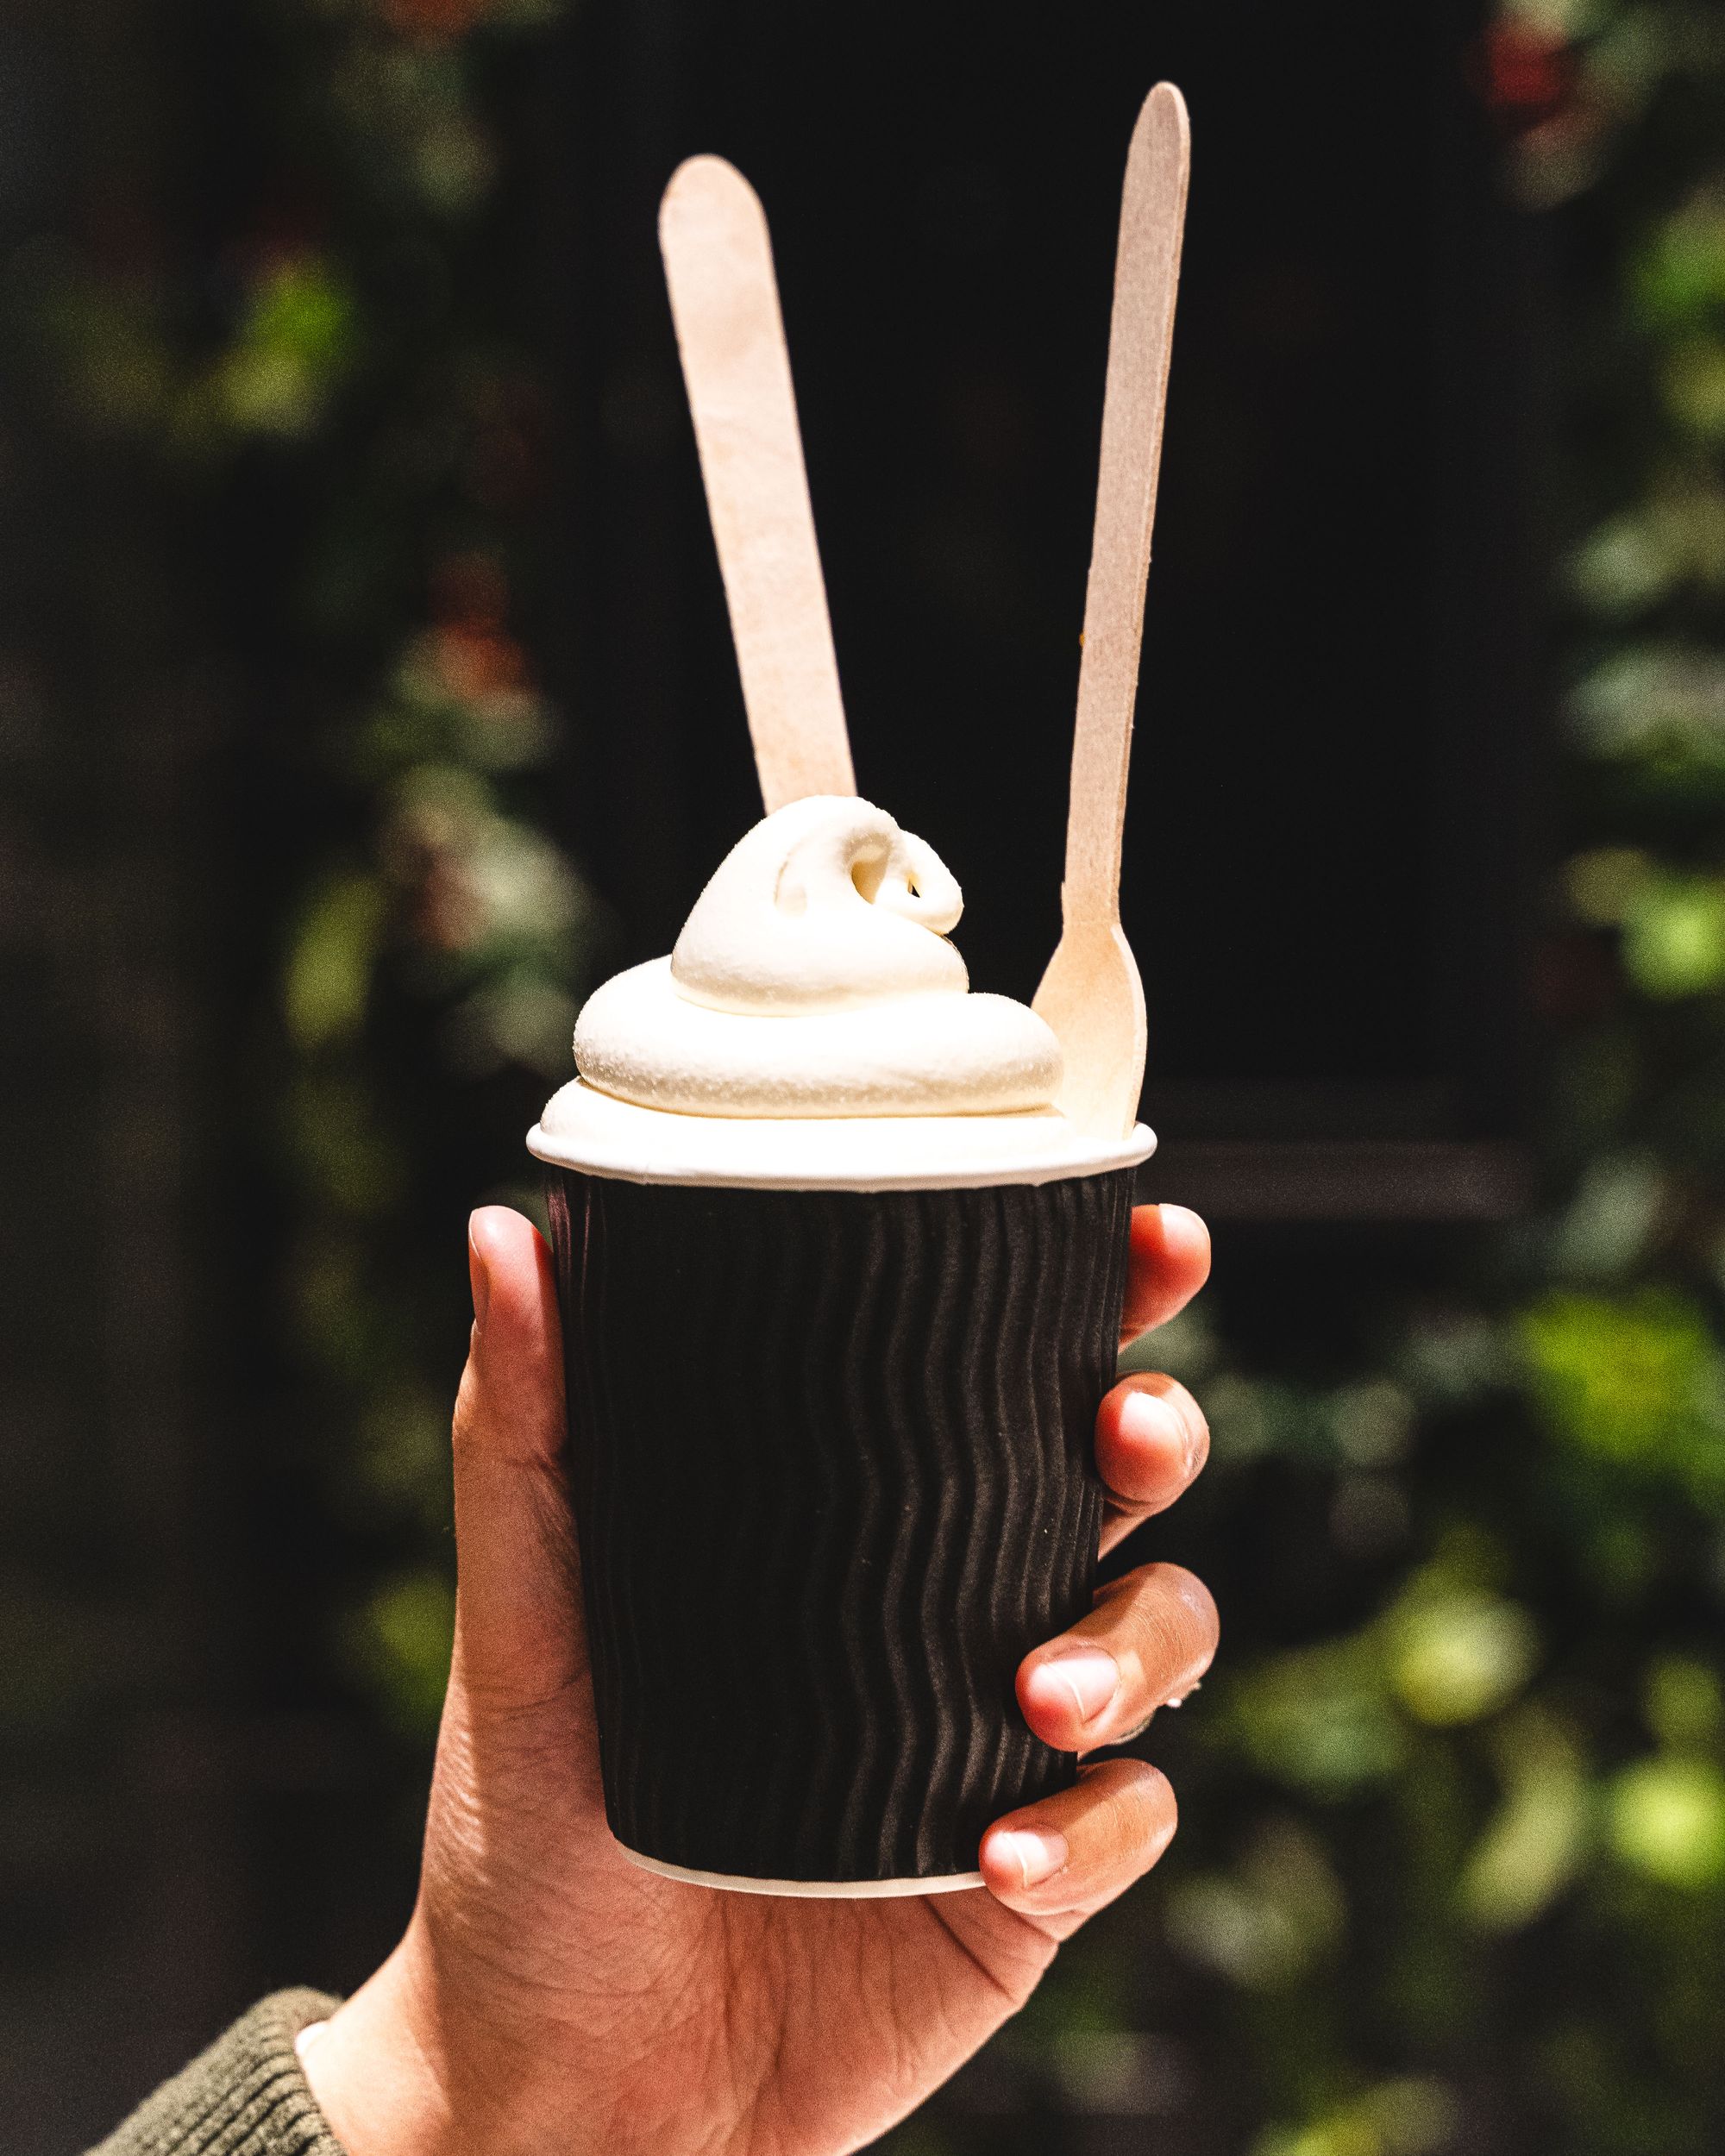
1164,1818,1346,1991
1257,2081,1458,2156
210,258,361,440
1461,1713,1591,1930
244,257,358,376
1571,645,1725,754
1645,1656,1725,1751
1635,201,1725,331
1563,846,1653,925
1498,0,1607,34
347,1569,455,1739
1664,336,1725,442
1622,874,1725,997
1521,1287,1725,1501
1570,487,1725,621
1608,1757,1725,1890
1570,513,1675,617
1231,1640,1406,1798
1389,1594,1540,1727
285,872,389,1050
1548,1150,1666,1282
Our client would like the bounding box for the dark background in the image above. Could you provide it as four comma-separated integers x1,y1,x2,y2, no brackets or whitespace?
562,1,1538,1190
18,2,1711,2153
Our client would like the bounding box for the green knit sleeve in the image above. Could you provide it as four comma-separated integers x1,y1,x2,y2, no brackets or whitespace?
88,1991,345,2156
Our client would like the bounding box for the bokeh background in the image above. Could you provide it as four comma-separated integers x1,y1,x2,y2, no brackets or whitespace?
2,1,1722,2150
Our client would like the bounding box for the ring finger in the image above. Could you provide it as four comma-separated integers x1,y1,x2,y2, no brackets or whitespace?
1016,1562,1219,1754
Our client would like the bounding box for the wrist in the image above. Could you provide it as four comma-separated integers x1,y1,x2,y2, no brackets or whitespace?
301,1927,642,2156
302,1907,757,2156
300,1945,466,2156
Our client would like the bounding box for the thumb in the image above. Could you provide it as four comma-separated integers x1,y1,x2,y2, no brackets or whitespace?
448,1205,591,1721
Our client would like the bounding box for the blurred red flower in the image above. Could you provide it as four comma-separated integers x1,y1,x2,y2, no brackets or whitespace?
1471,22,1577,134
433,624,527,700
380,0,493,41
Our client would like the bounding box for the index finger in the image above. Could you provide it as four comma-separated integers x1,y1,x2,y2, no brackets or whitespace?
1120,1203,1211,1345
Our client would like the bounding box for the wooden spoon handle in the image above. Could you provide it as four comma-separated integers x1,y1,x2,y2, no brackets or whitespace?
661,156,856,814
1062,84,1190,923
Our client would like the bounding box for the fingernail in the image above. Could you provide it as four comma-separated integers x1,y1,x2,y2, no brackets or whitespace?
990,1829,1069,1891
467,1213,491,1333
1029,1651,1120,1727
1163,1680,1201,1708
1120,1388,1187,1467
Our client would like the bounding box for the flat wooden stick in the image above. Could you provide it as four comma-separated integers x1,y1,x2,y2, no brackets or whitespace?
661,157,856,813
1033,83,1190,1138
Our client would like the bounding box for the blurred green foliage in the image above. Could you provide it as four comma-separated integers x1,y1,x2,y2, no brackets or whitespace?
23,0,1725,2147
18,0,597,1748
1099,7,1725,2148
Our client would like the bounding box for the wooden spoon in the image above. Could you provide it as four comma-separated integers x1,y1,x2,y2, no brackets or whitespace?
661,156,857,814
1032,83,1190,1140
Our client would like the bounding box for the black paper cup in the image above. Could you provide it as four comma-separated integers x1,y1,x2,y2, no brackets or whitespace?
543,1163,1137,1894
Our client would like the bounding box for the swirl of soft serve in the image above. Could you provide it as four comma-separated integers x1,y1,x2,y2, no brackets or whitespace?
573,797,1063,1118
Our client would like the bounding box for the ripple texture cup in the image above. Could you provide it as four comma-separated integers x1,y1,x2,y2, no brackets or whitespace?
544,1162,1137,1895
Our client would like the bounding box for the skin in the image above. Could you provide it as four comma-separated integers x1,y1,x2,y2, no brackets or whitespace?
302,1200,1218,2156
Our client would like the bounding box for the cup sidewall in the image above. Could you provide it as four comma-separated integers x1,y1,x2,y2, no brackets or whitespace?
544,1165,1135,1888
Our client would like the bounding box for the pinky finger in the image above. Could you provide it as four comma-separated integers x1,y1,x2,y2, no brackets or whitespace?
979,1758,1177,1925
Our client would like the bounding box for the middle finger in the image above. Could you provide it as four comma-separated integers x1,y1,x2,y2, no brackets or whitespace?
1095,1371,1211,1558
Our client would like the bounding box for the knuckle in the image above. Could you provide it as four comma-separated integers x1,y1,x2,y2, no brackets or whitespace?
1154,1562,1220,1639
1115,1763,1177,1864
1088,1759,1177,1863
1138,1765,1178,1841
1145,1606,1191,1681
449,1363,483,1459
1126,1564,1220,1685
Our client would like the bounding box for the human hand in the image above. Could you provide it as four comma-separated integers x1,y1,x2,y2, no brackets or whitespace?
301,1200,1217,2156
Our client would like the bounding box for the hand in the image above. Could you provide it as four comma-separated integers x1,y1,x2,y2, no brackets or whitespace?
302,1200,1217,2156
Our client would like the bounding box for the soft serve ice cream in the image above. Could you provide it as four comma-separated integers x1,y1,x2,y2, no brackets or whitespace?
530,796,1152,1189
574,797,1059,1117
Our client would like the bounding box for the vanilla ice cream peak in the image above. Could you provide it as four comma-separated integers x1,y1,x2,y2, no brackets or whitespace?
571,796,1063,1118
671,798,965,1012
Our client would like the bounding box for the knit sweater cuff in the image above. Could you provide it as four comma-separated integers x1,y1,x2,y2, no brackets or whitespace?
90,1990,345,2156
